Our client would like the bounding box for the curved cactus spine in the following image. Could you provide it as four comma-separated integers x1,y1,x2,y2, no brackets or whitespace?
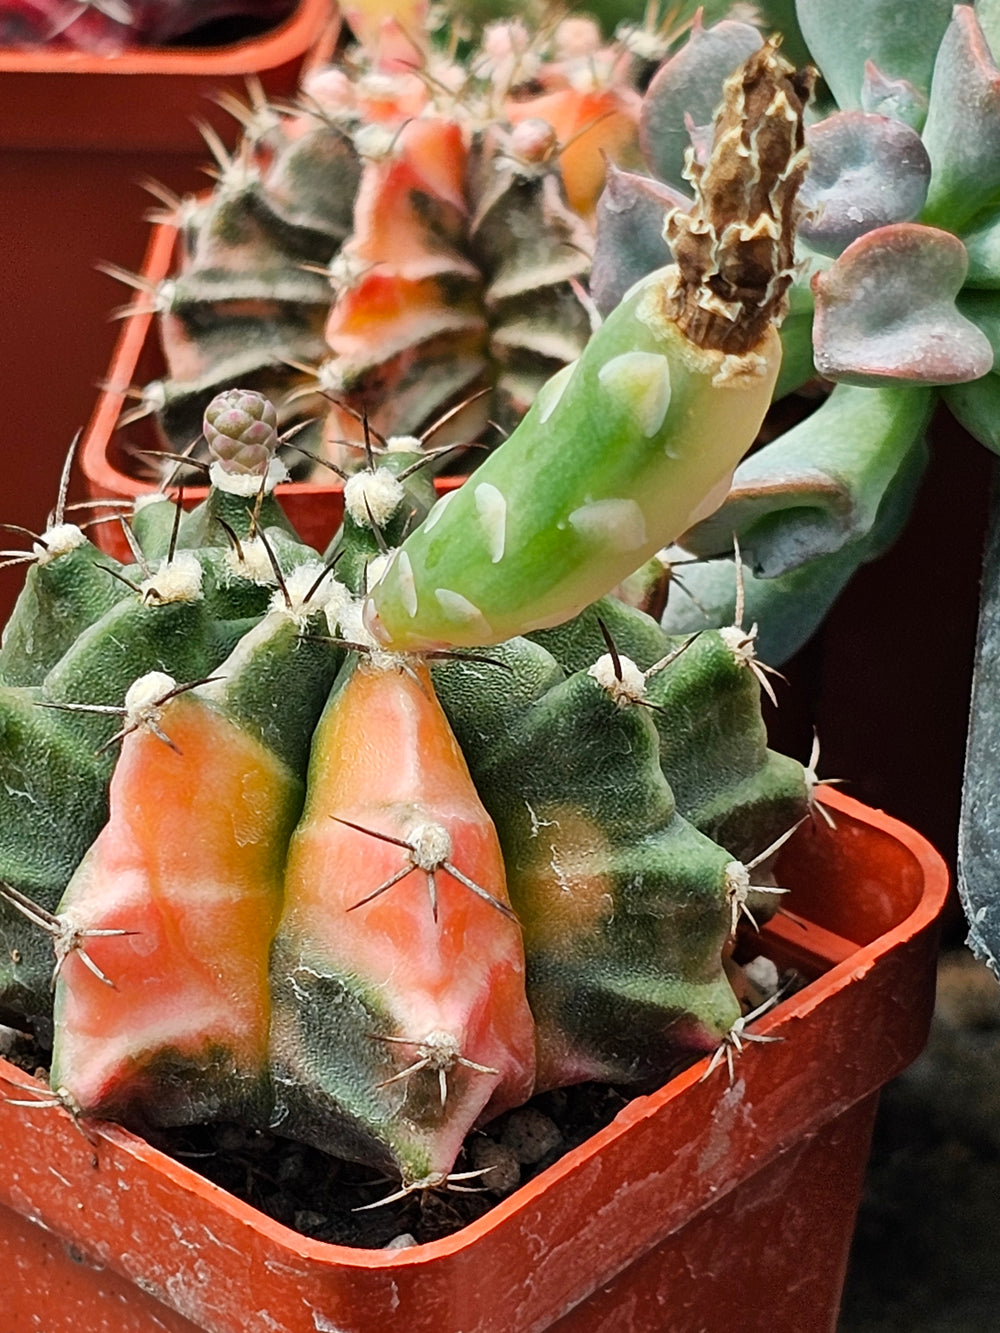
270,653,534,1181
365,44,812,650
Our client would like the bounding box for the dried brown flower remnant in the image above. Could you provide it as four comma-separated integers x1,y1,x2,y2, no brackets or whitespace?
665,43,814,355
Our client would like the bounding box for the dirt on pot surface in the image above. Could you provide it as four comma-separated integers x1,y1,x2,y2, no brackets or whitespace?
839,947,1000,1332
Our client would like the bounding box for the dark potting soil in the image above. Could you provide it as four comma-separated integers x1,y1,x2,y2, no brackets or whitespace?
0,951,801,1251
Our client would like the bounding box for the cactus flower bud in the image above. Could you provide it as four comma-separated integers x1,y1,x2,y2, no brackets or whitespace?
203,389,280,476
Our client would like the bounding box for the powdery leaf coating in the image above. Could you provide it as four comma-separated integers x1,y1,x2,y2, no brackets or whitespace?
798,112,930,257
797,0,952,111
812,224,994,386
922,4,1000,231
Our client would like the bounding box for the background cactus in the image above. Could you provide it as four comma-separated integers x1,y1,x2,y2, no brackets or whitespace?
112,0,805,484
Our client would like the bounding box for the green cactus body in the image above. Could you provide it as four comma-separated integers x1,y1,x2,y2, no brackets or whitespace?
49,679,303,1129
39,557,229,754
0,527,128,687
0,689,110,1030
433,648,740,1091
270,656,535,1182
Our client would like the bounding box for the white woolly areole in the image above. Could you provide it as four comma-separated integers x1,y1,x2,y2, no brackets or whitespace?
536,360,576,424
598,351,672,438
344,469,405,527
208,457,288,496
271,563,352,626
336,596,405,672
568,498,647,552
35,523,86,564
123,671,175,725
409,822,453,870
386,435,423,453
223,536,278,586
719,623,759,666
141,551,203,603
588,653,647,706
133,492,168,514
474,482,507,563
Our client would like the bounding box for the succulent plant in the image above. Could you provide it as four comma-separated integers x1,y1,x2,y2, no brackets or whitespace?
0,42,825,1197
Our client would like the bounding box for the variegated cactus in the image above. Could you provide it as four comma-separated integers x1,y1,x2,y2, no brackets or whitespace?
119,0,804,481
0,40,828,1198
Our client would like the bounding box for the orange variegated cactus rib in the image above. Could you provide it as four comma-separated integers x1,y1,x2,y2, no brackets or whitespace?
270,657,535,1182
50,691,301,1128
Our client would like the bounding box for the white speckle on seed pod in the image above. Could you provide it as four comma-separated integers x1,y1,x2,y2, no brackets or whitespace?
474,483,507,563
597,351,671,437
396,550,418,617
434,588,492,634
422,490,457,533
568,498,647,551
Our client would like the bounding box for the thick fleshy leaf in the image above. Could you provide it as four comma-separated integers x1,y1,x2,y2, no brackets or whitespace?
860,61,927,130
962,211,1000,288
795,0,952,111
812,224,994,386
679,382,935,575
638,17,762,191
590,165,689,317
943,373,1000,455
957,288,1000,367
661,421,928,664
922,5,1000,231
798,112,930,256
976,0,1000,65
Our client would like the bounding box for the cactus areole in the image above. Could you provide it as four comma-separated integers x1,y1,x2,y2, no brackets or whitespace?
365,44,812,651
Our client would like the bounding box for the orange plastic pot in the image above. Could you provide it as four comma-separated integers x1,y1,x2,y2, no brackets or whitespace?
0,0,337,153
0,789,948,1333
80,216,466,561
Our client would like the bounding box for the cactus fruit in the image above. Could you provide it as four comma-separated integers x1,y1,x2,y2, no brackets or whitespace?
2,36,826,1205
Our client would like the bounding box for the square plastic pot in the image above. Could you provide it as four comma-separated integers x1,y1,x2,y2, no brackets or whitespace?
0,788,949,1333
80,215,465,561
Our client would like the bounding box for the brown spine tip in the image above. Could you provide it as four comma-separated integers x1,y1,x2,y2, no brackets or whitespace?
664,42,815,355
